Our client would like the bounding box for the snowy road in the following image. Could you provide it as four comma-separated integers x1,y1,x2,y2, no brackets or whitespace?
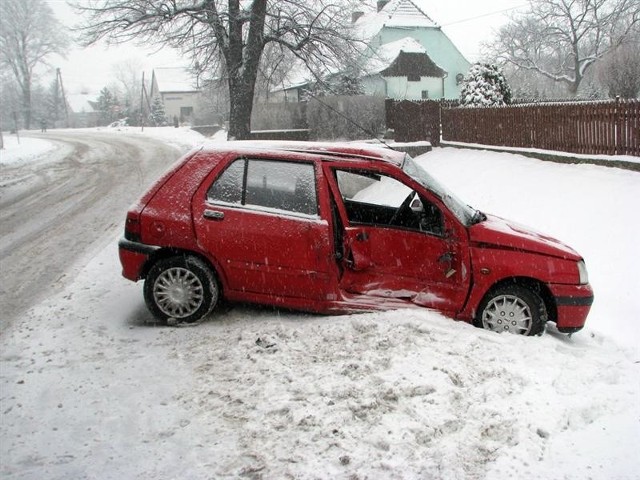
0,131,180,328
1,133,638,479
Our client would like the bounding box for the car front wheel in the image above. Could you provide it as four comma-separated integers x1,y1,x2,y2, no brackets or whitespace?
144,256,219,324
475,284,547,336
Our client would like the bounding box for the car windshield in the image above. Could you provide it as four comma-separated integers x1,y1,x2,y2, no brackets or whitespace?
402,154,478,226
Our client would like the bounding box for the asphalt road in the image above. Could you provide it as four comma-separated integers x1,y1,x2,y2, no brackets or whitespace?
0,130,181,329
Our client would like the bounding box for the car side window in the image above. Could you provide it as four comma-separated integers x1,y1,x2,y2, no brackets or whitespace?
334,169,443,235
207,159,244,205
207,159,318,216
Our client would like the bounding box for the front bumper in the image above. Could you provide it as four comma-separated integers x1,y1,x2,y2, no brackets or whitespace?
548,283,594,333
118,238,159,281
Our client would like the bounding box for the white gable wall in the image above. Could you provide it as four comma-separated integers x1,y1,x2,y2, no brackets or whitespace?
160,91,201,123
384,76,443,100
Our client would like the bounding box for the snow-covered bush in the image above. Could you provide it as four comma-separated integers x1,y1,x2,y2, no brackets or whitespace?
460,63,512,107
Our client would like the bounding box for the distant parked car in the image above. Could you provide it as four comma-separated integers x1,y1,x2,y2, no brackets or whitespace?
119,142,593,335
108,118,129,128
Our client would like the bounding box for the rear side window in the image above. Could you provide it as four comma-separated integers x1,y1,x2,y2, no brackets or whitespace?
207,159,244,204
207,158,318,216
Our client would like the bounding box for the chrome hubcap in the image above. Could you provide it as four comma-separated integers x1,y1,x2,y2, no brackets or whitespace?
153,267,204,318
482,294,532,335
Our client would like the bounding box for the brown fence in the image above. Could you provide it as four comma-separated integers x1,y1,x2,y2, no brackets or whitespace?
386,99,442,145
441,99,639,156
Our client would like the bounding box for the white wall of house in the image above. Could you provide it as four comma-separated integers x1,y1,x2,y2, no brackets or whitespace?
384,76,443,100
362,76,387,97
160,92,201,123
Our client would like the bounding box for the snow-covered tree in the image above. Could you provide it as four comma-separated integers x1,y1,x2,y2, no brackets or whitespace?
489,0,640,96
336,75,364,96
45,77,66,126
302,73,365,101
0,0,68,129
460,64,512,107
96,87,120,125
111,59,142,124
149,96,168,126
596,35,640,98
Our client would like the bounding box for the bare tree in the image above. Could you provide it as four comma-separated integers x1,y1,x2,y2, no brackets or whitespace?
112,59,142,107
489,0,640,95
596,34,640,98
0,0,68,129
111,59,144,124
76,0,361,139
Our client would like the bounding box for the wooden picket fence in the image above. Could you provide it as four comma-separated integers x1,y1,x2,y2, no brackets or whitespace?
440,99,639,156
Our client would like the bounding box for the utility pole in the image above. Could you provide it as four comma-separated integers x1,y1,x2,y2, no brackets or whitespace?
12,111,20,144
140,71,154,130
57,68,70,128
140,71,145,132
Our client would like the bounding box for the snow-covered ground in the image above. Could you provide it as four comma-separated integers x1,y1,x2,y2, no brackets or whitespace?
91,124,220,152
1,130,638,479
0,135,61,165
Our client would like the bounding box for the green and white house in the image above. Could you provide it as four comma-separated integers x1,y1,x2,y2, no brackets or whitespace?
270,0,470,101
355,0,470,100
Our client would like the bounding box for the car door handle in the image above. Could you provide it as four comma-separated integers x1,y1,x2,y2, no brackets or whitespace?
356,231,369,241
438,252,454,263
203,209,225,220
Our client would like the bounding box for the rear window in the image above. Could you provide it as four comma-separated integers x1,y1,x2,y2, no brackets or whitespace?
207,159,318,216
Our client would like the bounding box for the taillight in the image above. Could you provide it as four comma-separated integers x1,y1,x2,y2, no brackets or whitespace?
124,212,141,242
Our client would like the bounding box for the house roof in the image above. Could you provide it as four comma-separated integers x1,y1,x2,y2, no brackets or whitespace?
365,37,426,75
380,51,446,78
152,68,198,93
355,0,438,40
66,94,98,113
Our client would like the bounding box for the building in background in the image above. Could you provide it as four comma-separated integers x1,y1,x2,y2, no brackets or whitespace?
272,0,470,101
356,0,470,99
66,93,99,128
149,68,201,124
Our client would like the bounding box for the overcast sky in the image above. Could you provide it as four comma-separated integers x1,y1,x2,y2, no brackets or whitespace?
45,0,527,94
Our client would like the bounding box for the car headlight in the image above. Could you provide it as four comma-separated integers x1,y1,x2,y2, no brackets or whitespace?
577,260,589,285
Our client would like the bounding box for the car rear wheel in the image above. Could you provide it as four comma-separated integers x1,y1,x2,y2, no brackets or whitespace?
144,256,219,324
475,284,547,336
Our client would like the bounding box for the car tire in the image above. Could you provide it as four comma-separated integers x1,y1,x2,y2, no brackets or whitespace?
475,284,547,336
144,256,219,324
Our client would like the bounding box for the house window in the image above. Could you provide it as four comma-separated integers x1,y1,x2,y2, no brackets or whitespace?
408,74,420,82
180,106,193,118
421,90,429,99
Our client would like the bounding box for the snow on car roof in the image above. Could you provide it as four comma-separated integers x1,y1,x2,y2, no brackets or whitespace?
199,140,407,165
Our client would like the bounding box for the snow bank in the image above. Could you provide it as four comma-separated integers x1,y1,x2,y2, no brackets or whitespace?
93,125,215,152
0,135,59,165
1,237,637,479
442,141,640,165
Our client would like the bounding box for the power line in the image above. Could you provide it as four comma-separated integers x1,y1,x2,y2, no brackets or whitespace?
440,4,529,27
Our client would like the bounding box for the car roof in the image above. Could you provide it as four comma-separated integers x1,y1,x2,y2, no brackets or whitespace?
197,140,407,166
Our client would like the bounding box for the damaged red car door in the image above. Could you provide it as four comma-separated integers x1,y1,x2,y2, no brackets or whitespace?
327,166,471,315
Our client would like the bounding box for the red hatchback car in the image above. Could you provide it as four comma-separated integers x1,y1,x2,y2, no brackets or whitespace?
119,142,593,336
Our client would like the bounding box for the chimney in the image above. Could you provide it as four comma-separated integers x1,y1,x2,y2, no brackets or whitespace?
377,0,389,12
352,11,364,23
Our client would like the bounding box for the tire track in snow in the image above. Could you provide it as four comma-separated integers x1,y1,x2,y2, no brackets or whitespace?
0,131,179,330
